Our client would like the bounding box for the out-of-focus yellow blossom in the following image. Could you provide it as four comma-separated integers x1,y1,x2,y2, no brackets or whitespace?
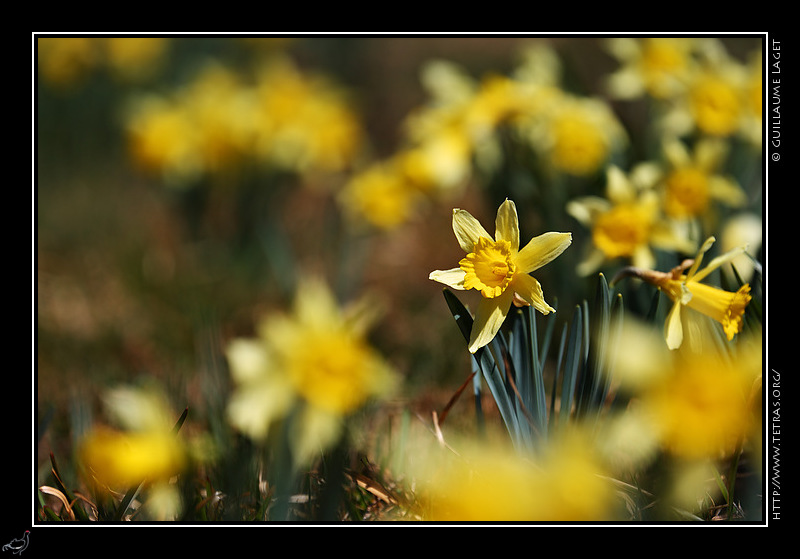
338,160,424,230
567,164,695,276
659,138,747,220
103,37,169,82
659,39,756,141
430,199,571,353
78,384,189,519
226,278,398,464
414,430,616,521
605,37,698,100
125,95,203,186
643,348,759,460
607,320,761,461
526,94,626,177
80,427,186,489
37,37,98,88
741,49,764,147
251,58,364,175
179,63,254,175
615,236,752,350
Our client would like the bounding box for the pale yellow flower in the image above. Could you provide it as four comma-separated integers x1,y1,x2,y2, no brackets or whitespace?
251,57,364,175
658,39,758,141
526,94,626,177
615,236,752,350
659,137,747,220
338,160,424,230
567,164,695,275
226,278,397,464
430,199,571,353
607,319,762,461
414,430,616,521
605,37,698,100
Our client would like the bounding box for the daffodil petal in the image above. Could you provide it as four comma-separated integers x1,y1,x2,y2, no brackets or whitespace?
515,232,572,274
429,267,467,290
468,291,513,353
512,273,555,314
453,208,492,253
665,301,684,350
494,199,519,253
691,245,749,283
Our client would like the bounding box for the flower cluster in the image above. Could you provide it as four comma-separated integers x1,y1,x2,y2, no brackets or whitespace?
124,56,365,187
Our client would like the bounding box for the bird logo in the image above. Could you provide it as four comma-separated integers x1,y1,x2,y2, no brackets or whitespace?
2,531,29,555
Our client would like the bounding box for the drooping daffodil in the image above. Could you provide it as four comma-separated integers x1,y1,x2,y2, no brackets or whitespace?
430,199,571,353
613,236,752,350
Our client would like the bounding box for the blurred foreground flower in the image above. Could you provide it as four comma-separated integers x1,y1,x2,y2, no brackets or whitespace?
413,430,616,521
613,236,751,350
567,164,695,275
430,199,571,353
608,321,761,461
226,278,398,464
78,385,189,520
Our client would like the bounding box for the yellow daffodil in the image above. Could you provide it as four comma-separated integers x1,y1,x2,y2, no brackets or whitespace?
658,39,755,141
605,37,698,100
567,164,696,275
525,94,626,177
226,278,398,464
430,199,571,353
413,429,616,521
659,137,747,220
608,320,762,461
614,236,752,350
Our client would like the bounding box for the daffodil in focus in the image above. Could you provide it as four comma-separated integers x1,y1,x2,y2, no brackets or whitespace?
429,199,571,353
414,430,616,521
567,164,695,276
226,278,398,464
614,236,752,350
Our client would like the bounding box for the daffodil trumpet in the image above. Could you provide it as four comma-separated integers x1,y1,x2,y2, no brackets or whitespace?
611,236,752,349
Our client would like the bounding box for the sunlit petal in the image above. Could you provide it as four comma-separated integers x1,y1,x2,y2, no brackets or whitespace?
494,199,520,253
516,232,572,274
453,208,492,253
429,267,467,290
511,273,555,314
468,292,513,353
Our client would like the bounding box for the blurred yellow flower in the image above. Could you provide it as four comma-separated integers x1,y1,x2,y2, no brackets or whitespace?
658,39,757,141
607,319,762,461
430,199,571,353
642,340,761,460
659,138,747,220
226,278,398,463
78,384,189,521
415,430,616,521
80,427,186,489
605,37,697,100
567,164,695,275
103,37,169,82
527,94,626,177
251,58,364,175
617,236,751,350
338,160,423,230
